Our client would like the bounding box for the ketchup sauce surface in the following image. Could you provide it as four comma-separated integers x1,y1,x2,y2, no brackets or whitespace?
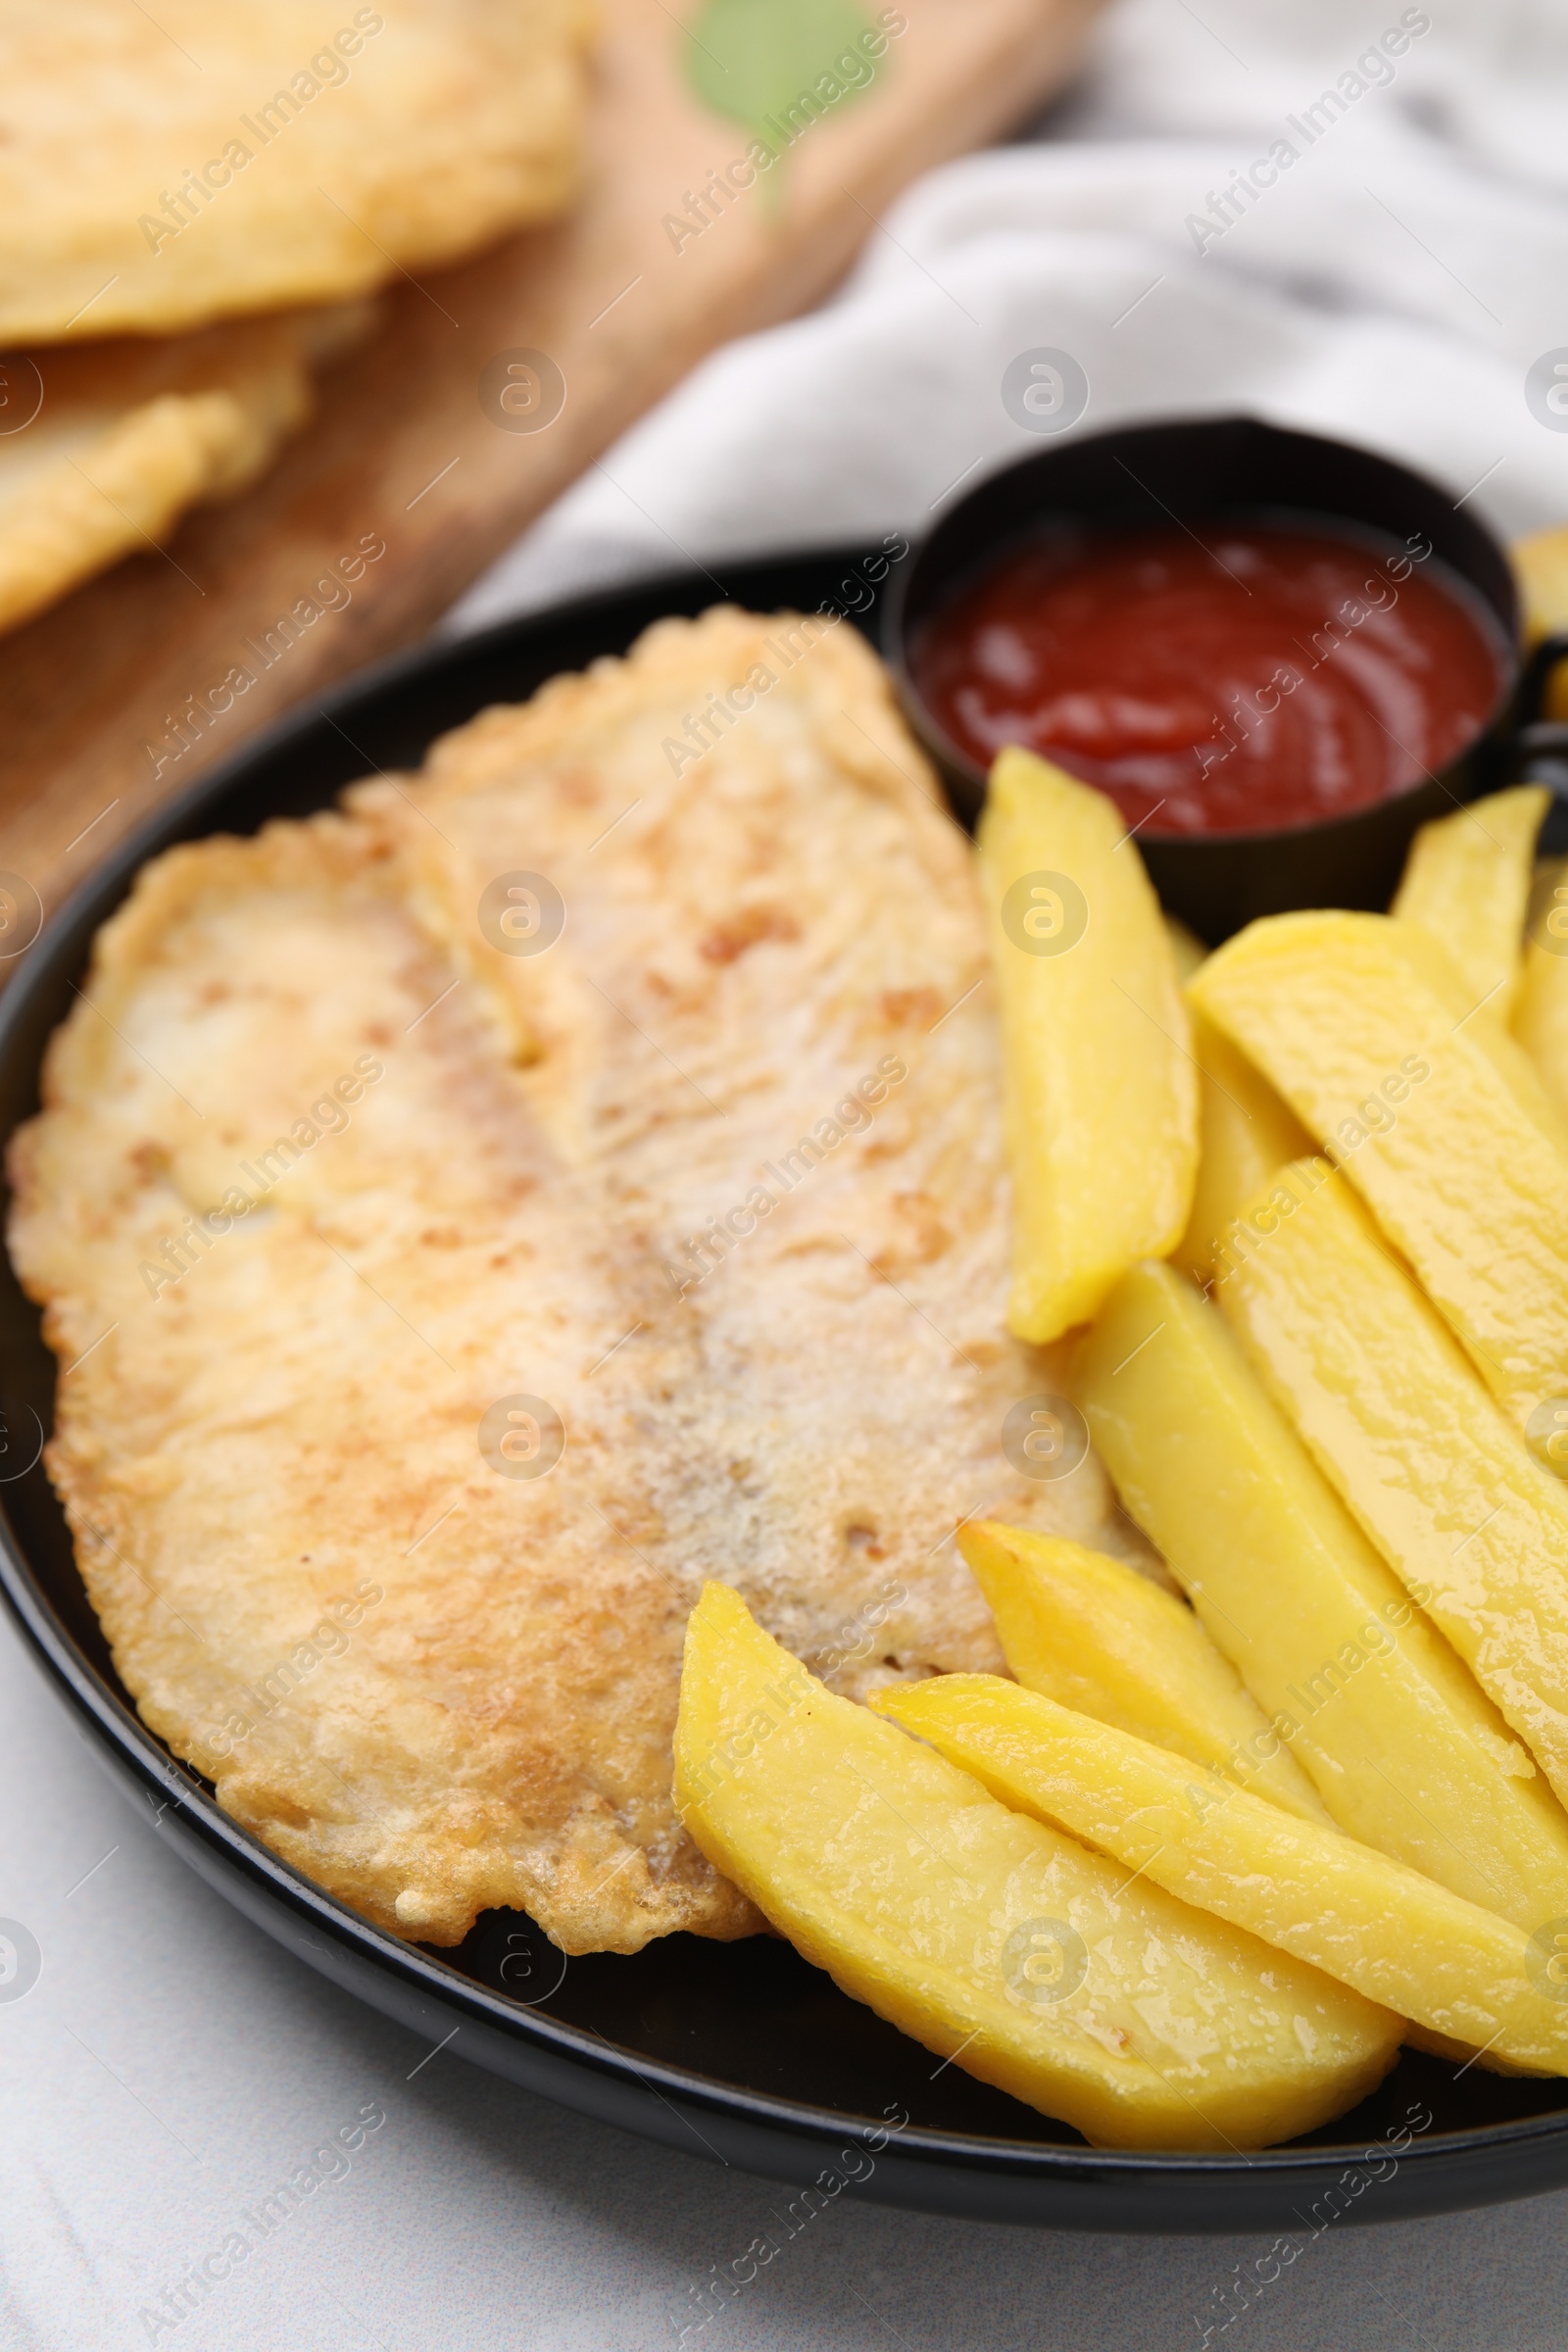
910,521,1506,835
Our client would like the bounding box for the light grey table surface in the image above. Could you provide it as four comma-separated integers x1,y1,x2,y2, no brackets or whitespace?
4,1586,1567,2350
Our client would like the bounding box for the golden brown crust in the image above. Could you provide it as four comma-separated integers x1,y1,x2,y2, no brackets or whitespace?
0,315,331,634
0,0,595,342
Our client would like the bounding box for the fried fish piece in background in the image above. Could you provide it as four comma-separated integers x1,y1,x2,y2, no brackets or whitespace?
0,309,374,634
0,0,594,343
9,609,1151,1955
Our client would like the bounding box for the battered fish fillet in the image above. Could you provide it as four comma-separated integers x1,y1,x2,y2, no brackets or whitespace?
9,608,1151,1955
0,311,377,636
0,0,593,343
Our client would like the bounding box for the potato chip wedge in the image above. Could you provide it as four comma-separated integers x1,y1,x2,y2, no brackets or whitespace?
1164,915,1207,980
1515,858,1568,1118
877,1676,1568,2078
1073,1261,1568,1928
1173,1003,1312,1284
976,748,1197,1343
0,0,592,341
1216,1158,1568,1815
956,1519,1327,1821
1190,910,1568,1425
675,1583,1397,2151
1514,525,1568,722
1391,784,1547,1020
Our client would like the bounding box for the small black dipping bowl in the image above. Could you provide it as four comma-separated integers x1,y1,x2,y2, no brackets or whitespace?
885,415,1568,942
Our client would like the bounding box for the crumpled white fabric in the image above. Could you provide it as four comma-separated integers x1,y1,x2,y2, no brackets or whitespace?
450,0,1568,633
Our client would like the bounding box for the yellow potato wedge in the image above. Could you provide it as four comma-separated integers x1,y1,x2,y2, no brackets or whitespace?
876,1676,1568,2077
1515,858,1568,1119
1514,525,1568,722
1164,916,1208,981
1216,1158,1568,1814
1072,1261,1568,1927
1174,1004,1313,1284
1391,785,1548,1021
675,1583,1397,2150
1190,910,1568,1425
956,1519,1327,1822
976,748,1198,1342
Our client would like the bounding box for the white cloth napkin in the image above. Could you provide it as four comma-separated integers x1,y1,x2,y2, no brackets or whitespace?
451,0,1568,633
10,7,1568,2349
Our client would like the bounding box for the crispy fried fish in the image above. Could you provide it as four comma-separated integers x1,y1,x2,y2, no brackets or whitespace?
9,609,1149,1953
0,314,362,636
0,0,592,342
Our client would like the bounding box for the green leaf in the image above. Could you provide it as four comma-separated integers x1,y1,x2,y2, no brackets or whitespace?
685,0,880,151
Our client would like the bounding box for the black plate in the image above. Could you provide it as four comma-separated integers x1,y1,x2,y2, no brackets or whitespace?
4,547,1568,2235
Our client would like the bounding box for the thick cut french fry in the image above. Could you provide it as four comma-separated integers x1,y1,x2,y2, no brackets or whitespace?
1514,526,1568,722
1174,1004,1313,1283
876,1677,1566,2077
1164,916,1208,980
1515,858,1568,1119
674,1584,1396,2151
976,748,1198,1342
957,1520,1327,1822
1215,1159,1568,1813
1391,785,1548,1021
1072,1262,1568,1927
1190,911,1568,1426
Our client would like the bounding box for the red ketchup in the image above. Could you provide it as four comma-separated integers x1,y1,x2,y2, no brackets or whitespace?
909,521,1506,835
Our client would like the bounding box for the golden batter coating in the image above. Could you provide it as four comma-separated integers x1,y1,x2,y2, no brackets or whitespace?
0,0,593,343
9,608,1146,1953
0,312,361,636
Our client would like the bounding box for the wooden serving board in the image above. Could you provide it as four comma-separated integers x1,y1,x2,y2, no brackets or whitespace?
0,0,1098,931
